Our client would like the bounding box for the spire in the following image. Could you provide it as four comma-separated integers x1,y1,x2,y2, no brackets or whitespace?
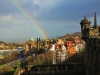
94,10,97,28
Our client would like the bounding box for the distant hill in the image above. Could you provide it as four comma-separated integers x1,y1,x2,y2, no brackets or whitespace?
56,32,81,40
72,32,81,36
0,41,5,44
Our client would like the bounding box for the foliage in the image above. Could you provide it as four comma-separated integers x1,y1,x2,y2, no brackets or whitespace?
0,51,19,66
0,62,21,75
0,63,8,68
26,51,55,66
0,65,12,75
26,56,34,65
44,51,54,64
4,51,18,63
35,54,45,65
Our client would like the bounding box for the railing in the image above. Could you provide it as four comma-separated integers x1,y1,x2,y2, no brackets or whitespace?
21,63,86,75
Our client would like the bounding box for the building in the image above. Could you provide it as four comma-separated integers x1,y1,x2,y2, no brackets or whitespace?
74,36,85,52
49,44,67,64
56,38,64,45
80,11,100,38
80,12,100,75
74,36,82,44
25,38,36,53
65,40,76,57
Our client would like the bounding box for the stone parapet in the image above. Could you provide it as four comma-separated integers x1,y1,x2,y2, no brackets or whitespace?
85,38,100,75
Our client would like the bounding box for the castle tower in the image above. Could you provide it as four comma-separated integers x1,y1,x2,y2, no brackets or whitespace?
80,16,91,38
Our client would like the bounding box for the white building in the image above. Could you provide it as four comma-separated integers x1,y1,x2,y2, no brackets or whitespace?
49,44,67,64
75,43,85,52
60,45,67,63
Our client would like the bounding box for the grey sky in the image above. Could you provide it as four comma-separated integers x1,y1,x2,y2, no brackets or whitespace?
0,0,100,42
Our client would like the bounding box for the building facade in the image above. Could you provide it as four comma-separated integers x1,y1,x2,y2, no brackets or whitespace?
80,12,100,38
80,12,100,75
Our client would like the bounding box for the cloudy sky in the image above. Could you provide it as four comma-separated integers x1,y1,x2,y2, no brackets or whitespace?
0,0,100,42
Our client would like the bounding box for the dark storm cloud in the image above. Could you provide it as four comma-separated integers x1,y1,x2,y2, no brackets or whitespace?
0,0,39,15
0,0,100,41
36,0,100,21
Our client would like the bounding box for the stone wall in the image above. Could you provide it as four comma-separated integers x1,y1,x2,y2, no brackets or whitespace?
13,66,25,75
85,38,100,75
89,28,99,37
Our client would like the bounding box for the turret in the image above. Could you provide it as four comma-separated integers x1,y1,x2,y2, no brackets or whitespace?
80,16,91,37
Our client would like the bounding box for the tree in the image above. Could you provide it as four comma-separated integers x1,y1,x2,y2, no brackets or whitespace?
26,51,55,66
44,51,54,64
35,54,45,65
2,51,19,64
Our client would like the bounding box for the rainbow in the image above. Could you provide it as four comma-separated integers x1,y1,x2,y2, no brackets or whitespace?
10,0,48,39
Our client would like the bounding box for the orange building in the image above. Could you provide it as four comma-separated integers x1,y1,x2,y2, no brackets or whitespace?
65,41,76,57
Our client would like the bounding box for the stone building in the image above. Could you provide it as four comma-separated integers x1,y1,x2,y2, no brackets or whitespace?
80,12,100,75
25,38,36,53
37,38,41,51
80,11,100,38
56,38,64,45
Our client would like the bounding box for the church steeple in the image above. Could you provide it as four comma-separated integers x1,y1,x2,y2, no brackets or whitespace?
94,11,98,28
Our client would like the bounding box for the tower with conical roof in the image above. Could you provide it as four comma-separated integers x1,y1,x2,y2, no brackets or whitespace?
80,16,91,37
